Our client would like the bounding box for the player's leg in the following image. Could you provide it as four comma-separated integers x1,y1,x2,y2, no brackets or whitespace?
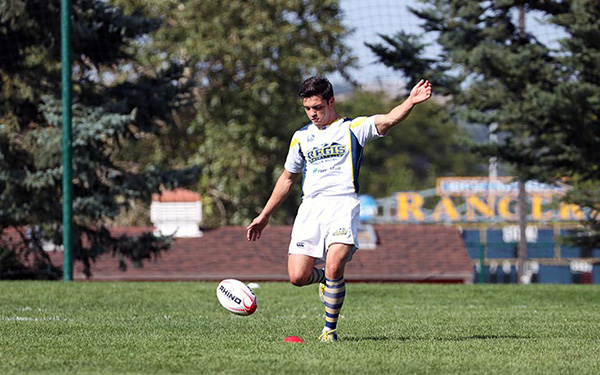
288,254,325,286
324,243,352,279
320,243,353,342
319,196,360,342
287,198,327,287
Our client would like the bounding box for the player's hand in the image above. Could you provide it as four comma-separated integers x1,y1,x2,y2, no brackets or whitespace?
409,79,432,104
246,214,270,241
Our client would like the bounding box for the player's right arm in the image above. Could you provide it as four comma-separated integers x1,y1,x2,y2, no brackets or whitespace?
246,169,299,241
374,79,432,135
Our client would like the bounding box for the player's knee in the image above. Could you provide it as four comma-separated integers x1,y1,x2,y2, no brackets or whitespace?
289,272,310,287
325,263,344,279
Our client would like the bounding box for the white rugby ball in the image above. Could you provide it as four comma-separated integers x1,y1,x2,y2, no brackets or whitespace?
216,279,257,316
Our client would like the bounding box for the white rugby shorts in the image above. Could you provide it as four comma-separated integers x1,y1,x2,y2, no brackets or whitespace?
288,195,360,265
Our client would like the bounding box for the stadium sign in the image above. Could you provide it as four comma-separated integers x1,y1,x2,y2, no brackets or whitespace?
436,177,568,196
391,177,589,223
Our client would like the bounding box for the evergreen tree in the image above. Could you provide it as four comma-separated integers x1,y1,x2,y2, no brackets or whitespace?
0,0,198,278
367,0,599,246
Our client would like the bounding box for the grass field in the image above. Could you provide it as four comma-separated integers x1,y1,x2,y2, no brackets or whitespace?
1,281,599,375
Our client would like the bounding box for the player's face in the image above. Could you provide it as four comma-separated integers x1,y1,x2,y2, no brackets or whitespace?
302,95,336,127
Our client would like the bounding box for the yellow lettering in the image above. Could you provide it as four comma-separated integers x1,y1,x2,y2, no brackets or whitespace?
559,203,584,220
498,195,518,221
397,192,425,221
531,194,554,221
466,196,495,221
432,196,460,221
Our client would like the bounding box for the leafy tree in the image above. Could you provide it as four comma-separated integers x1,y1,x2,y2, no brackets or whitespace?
113,0,355,225
367,0,600,246
336,90,484,196
0,0,198,278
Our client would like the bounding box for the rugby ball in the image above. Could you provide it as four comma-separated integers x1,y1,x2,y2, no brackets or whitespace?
216,279,257,316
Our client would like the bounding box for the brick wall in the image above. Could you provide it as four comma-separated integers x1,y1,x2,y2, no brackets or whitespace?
41,225,472,283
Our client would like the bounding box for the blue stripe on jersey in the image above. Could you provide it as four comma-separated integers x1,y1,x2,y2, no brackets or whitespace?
350,130,363,193
298,123,311,132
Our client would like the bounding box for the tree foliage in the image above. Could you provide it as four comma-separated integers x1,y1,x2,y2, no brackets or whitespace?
0,0,198,278
113,0,355,225
367,0,600,246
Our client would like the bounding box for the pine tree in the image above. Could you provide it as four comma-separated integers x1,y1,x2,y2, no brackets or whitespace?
0,0,198,278
367,0,599,247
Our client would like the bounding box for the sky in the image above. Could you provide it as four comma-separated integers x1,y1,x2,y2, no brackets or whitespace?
335,0,421,92
337,0,567,92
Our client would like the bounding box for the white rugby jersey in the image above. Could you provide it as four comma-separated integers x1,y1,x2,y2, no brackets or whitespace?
284,116,384,199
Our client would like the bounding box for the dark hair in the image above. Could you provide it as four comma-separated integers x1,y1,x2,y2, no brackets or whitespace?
299,76,334,102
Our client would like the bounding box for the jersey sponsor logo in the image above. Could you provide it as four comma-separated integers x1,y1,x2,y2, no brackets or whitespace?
332,228,349,237
312,165,342,174
306,143,346,163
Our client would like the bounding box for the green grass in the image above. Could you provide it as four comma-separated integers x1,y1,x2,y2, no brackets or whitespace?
1,282,599,375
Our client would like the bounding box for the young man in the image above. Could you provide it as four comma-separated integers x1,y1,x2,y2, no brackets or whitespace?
246,76,432,342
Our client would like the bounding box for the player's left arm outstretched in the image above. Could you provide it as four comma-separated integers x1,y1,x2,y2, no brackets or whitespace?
374,79,432,135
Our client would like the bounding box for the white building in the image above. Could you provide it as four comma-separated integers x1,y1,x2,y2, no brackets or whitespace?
150,189,203,238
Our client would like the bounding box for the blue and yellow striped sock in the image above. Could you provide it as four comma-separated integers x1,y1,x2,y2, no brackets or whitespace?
306,267,326,285
323,276,346,331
